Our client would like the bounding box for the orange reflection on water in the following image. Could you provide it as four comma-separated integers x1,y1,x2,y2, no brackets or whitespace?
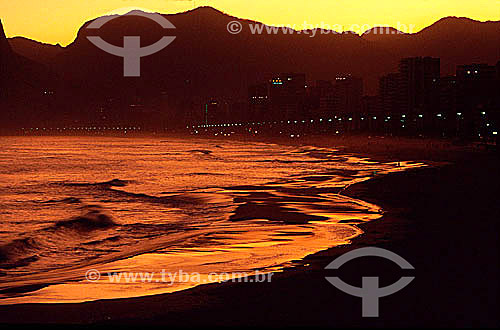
0,137,426,305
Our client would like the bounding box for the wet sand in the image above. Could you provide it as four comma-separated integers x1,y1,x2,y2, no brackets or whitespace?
0,136,498,327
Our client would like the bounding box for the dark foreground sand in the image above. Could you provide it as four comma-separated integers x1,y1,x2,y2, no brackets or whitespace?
0,136,498,327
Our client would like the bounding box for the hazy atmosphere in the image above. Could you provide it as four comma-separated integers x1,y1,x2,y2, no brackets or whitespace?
0,0,498,327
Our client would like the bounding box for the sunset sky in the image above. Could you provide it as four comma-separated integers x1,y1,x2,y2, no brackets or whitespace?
1,0,499,46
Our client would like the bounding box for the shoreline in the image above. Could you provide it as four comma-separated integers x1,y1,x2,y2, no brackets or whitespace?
0,136,498,326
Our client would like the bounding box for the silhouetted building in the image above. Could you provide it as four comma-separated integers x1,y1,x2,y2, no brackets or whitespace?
311,80,335,116
456,64,498,138
268,73,306,120
439,76,458,135
457,64,497,105
204,100,219,124
248,83,269,121
229,101,248,122
399,57,440,115
361,95,381,131
362,95,380,112
329,75,363,131
379,73,403,115
333,75,363,115
439,76,457,113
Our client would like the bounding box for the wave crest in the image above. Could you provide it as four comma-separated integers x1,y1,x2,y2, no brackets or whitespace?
54,210,117,231
0,238,40,268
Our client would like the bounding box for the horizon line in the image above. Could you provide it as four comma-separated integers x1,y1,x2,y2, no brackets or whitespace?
3,5,500,47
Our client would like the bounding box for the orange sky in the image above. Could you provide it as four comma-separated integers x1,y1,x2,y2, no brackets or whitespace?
1,0,499,46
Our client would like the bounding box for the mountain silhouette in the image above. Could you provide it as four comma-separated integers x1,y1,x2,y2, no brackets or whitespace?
0,19,13,93
0,19,57,127
2,7,500,128
0,19,11,53
362,17,500,75
8,37,64,64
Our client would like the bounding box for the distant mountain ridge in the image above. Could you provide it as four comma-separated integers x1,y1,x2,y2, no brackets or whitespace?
7,10,499,61
0,19,12,100
0,19,56,124
8,37,63,64
0,20,11,53
7,8,500,86
0,19,13,76
1,7,499,128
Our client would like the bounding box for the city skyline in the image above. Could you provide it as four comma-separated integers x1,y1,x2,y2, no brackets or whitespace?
13,56,500,141
1,5,499,137
0,1,499,327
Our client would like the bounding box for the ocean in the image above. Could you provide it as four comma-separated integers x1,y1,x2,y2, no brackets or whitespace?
0,136,423,304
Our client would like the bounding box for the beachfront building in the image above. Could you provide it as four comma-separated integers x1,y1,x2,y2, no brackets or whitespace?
248,83,269,121
314,80,335,117
361,95,381,132
399,57,441,114
332,75,363,131
376,57,440,134
268,73,307,120
456,63,498,139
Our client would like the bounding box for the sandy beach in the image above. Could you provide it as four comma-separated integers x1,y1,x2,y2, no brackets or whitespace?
0,136,498,327
1,0,499,326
